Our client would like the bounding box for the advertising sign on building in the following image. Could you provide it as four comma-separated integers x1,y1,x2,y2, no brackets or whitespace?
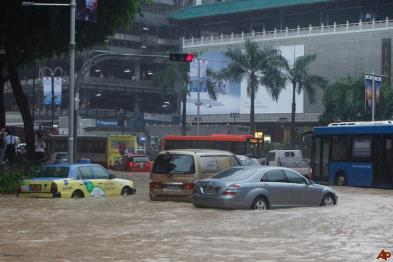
53,77,62,105
42,76,52,105
364,74,382,113
77,0,98,22
144,113,172,122
186,45,304,115
189,59,208,92
96,119,119,128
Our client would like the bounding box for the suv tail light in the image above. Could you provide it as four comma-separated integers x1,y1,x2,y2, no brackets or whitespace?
50,182,58,194
150,182,163,189
182,183,194,190
223,184,240,196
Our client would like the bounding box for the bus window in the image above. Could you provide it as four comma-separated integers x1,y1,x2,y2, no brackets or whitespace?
331,136,350,161
352,137,371,160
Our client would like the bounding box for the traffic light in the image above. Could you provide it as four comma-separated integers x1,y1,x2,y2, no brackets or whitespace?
169,53,194,62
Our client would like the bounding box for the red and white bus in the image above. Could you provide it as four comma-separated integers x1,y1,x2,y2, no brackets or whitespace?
161,134,263,157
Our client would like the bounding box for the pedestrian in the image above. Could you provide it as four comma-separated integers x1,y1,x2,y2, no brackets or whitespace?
35,131,46,161
4,130,17,165
0,130,5,163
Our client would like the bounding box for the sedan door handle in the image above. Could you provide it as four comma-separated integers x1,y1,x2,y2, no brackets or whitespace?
291,185,296,190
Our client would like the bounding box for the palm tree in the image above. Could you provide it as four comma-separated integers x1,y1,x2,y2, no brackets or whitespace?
155,63,189,135
218,39,286,135
155,62,217,135
284,54,327,148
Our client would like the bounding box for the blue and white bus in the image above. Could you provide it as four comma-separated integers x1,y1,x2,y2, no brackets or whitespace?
312,121,393,188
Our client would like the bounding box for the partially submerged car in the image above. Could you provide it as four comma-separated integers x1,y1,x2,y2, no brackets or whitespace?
150,149,240,201
17,164,136,198
192,166,337,210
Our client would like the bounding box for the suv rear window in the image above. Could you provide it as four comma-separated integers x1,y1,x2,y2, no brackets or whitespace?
153,154,195,174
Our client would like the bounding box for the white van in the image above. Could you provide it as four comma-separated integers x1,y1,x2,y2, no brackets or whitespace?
264,150,303,166
263,150,312,178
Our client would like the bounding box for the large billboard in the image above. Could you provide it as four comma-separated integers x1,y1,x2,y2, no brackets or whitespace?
186,45,304,115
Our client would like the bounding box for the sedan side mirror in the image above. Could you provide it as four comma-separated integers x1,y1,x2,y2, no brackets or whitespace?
109,174,116,179
307,179,314,185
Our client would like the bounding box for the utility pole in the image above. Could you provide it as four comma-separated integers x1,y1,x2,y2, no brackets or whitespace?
197,56,201,136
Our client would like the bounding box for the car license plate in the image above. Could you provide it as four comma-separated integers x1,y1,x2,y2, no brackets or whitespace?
163,184,182,191
30,184,42,192
203,186,217,194
139,163,144,168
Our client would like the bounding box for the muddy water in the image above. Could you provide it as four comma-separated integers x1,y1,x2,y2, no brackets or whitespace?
0,172,392,261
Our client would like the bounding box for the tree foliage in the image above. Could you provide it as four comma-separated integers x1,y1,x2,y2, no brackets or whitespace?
0,0,144,159
319,75,393,124
283,54,326,148
210,39,286,134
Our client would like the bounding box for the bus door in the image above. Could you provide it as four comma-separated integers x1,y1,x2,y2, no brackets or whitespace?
312,136,330,182
372,136,393,186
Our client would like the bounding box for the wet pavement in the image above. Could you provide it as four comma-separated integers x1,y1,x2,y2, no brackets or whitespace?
0,171,392,261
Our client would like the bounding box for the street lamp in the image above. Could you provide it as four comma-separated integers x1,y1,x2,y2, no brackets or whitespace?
22,0,76,163
39,66,64,135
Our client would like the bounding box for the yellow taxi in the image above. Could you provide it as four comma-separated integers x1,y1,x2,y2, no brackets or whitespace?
17,164,136,198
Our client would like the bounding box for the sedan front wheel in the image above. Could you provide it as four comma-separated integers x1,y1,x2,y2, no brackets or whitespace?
321,194,335,206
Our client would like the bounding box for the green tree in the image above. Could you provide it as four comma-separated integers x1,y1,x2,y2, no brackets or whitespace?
155,62,218,135
283,54,326,148
0,0,144,159
215,39,286,135
319,75,393,124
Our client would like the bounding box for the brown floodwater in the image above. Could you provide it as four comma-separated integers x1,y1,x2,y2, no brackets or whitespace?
0,172,392,261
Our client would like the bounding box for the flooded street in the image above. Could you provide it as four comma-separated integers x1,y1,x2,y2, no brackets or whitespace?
0,172,392,261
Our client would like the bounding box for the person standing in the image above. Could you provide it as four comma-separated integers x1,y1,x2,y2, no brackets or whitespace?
35,132,46,161
4,131,17,164
0,131,5,163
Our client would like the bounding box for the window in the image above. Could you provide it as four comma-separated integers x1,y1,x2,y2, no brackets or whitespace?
79,166,94,179
152,154,195,174
230,156,240,166
331,136,351,161
40,167,69,178
285,152,295,158
262,170,287,182
216,156,232,170
266,152,275,163
212,167,257,181
285,170,306,184
91,166,109,179
133,156,149,162
352,137,371,159
200,156,219,173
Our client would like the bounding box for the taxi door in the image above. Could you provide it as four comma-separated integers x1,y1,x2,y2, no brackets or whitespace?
91,166,117,196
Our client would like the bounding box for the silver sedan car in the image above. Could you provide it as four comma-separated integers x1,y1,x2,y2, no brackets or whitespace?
192,166,338,210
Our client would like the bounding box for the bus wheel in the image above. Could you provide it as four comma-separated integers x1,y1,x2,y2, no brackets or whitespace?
335,173,347,186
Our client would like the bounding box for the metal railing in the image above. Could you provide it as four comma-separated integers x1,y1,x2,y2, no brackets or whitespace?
183,18,393,48
186,113,321,123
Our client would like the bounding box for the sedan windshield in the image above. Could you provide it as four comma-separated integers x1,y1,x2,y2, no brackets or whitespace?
36,167,70,178
212,167,258,181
